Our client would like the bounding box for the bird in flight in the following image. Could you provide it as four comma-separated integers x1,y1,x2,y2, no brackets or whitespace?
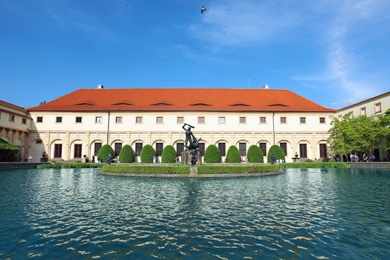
201,4,206,13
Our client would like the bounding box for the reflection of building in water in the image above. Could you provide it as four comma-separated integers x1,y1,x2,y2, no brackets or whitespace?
2,86,388,163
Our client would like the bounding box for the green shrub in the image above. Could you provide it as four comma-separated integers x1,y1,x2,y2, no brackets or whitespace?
204,144,221,163
0,139,19,162
119,144,135,163
161,145,177,163
226,145,241,163
305,159,313,162
329,158,336,162
247,145,264,163
279,162,350,169
102,165,190,174
197,164,279,174
38,163,102,169
98,144,115,163
267,145,285,163
140,144,155,163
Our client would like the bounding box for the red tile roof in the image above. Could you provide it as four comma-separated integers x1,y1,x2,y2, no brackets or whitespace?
27,88,335,112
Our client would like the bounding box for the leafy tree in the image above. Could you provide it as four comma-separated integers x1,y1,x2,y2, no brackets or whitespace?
140,144,155,163
267,145,285,162
118,144,135,163
226,145,241,163
328,112,389,157
161,145,177,163
0,139,19,162
247,145,264,163
98,144,114,163
204,144,221,163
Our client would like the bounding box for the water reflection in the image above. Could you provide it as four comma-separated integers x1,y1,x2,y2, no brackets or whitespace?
0,168,389,259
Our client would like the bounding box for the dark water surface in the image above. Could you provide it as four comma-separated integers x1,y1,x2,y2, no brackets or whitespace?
1,168,389,259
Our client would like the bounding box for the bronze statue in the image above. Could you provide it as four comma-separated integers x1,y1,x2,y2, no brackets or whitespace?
182,123,201,165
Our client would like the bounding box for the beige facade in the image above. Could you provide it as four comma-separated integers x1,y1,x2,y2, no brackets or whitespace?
0,100,32,160
27,110,333,163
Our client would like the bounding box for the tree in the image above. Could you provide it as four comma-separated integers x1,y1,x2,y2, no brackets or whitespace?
267,145,285,162
140,144,155,163
0,139,19,162
161,145,177,163
247,145,264,163
204,144,221,163
118,144,135,163
226,145,241,163
98,144,114,163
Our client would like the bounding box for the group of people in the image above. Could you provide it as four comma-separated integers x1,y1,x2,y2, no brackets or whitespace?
349,153,376,162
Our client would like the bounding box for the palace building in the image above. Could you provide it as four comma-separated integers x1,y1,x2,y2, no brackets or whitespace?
19,85,334,163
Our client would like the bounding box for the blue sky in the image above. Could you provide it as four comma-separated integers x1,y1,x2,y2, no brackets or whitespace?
1,0,389,109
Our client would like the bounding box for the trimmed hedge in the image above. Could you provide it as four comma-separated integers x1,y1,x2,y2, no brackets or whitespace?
268,145,285,162
226,145,241,163
197,164,280,174
140,144,156,163
102,165,190,174
119,144,135,163
38,163,103,169
98,144,115,163
161,145,177,163
247,145,264,163
279,162,350,169
204,144,221,163
0,139,19,162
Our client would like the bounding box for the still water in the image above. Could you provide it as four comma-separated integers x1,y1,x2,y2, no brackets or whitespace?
0,168,389,259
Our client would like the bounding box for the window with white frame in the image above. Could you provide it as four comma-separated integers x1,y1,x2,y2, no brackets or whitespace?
360,107,366,116
177,116,184,124
37,116,43,123
56,116,62,123
239,117,246,124
115,117,122,124
156,117,163,124
300,117,306,124
280,117,286,124
75,116,82,123
218,117,225,124
260,117,266,124
319,117,325,124
136,116,143,124
9,115,15,122
95,116,102,123
198,116,205,124
375,102,382,113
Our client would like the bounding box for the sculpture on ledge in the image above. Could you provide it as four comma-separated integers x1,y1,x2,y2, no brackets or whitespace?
182,123,201,166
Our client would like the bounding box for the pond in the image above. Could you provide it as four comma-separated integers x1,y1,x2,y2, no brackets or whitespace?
1,168,389,259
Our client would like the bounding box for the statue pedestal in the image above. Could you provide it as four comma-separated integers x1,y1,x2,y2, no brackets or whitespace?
181,151,201,165
190,165,198,175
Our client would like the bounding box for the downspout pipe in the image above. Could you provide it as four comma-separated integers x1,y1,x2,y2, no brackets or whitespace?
107,111,111,144
272,111,275,145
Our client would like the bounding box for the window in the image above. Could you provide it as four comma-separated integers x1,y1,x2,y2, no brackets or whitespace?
239,143,246,156
114,143,122,156
218,143,226,156
8,115,15,122
136,117,143,124
300,117,306,124
22,118,27,125
56,116,62,123
198,143,205,156
74,144,82,158
156,143,163,156
319,144,327,158
280,117,286,124
156,117,163,124
176,143,184,156
95,116,102,123
198,117,205,124
319,117,326,124
239,117,246,124
260,117,266,124
375,102,382,113
218,117,225,124
54,144,62,158
94,142,102,156
280,142,287,156
76,117,82,123
299,144,307,158
177,117,184,124
359,107,366,116
259,142,267,156
135,143,143,156
115,117,122,124
37,116,43,123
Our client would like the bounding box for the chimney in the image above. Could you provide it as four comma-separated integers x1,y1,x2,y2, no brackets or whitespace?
98,84,104,89
263,84,269,89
